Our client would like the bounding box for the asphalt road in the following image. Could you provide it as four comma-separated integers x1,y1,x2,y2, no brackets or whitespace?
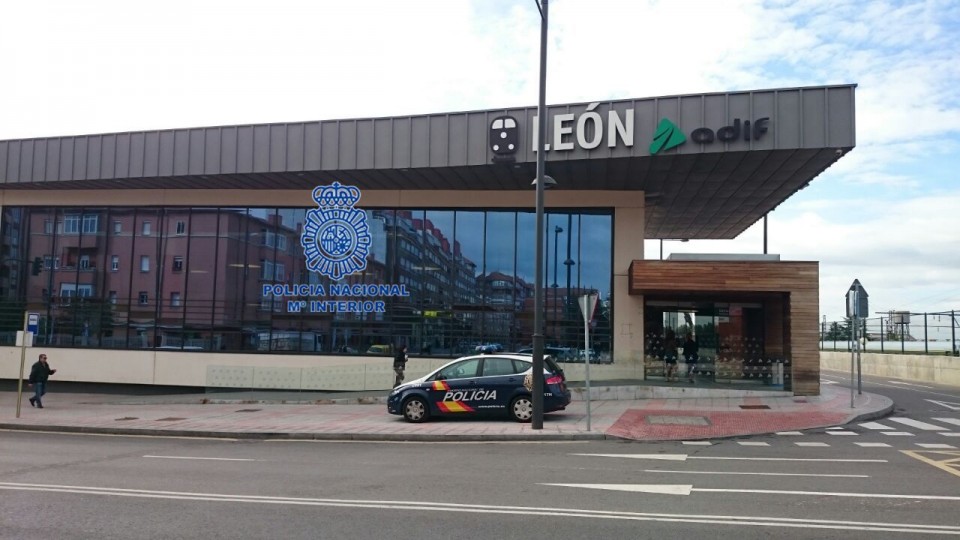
1,371,958,539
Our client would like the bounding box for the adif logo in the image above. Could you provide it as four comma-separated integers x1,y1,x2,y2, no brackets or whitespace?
300,182,372,280
650,118,686,155
490,115,519,163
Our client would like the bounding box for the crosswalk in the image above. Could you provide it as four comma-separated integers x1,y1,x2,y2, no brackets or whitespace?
679,416,960,449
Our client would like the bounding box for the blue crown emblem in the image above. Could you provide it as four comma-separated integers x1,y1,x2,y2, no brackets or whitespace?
301,182,371,280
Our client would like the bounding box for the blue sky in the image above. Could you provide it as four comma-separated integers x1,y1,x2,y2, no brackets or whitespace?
1,0,958,323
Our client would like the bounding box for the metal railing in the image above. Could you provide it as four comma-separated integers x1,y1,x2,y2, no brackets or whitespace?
820,310,959,355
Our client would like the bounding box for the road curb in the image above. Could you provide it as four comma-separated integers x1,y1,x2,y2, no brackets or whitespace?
0,423,610,442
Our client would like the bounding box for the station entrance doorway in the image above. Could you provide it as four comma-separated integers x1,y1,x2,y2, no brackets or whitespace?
644,294,790,390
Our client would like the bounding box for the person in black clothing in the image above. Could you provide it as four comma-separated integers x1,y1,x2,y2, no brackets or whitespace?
393,345,408,388
663,330,678,382
683,333,699,383
28,353,56,408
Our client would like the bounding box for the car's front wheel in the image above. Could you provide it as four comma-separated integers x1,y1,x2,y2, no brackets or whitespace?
402,396,430,423
509,396,533,423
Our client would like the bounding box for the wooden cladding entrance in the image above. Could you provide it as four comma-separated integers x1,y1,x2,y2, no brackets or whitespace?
628,260,819,396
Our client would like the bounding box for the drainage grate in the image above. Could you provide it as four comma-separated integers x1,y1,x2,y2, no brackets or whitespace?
739,405,771,410
647,415,710,426
115,417,139,421
156,417,186,421
235,409,262,413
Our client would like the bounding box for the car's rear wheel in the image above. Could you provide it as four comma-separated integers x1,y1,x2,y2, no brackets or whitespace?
402,396,429,423
509,396,533,423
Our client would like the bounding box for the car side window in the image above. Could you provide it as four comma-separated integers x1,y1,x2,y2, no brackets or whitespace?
482,357,519,377
435,358,481,380
512,359,532,374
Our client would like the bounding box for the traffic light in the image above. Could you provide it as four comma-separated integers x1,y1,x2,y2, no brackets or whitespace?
30,257,42,276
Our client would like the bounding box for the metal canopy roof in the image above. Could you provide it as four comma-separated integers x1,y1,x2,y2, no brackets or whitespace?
0,85,855,240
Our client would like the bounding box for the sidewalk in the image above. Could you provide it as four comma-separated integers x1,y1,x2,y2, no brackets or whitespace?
0,383,892,441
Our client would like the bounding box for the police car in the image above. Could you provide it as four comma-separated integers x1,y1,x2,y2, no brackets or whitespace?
387,353,571,423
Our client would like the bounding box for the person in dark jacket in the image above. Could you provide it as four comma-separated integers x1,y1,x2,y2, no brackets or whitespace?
682,333,699,383
28,353,56,408
392,345,408,388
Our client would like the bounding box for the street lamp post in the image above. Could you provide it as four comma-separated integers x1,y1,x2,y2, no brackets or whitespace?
564,214,574,348
531,0,550,430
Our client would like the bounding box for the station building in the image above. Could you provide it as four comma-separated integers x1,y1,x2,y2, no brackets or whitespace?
0,85,856,396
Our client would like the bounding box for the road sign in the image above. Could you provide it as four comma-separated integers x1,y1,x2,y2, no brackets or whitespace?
577,294,598,323
27,312,39,334
846,279,869,318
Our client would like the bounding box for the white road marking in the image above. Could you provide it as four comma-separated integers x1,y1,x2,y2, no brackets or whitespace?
643,470,869,478
143,455,257,462
855,443,891,448
933,418,960,427
737,442,769,446
821,371,960,399
681,441,712,446
775,431,804,436
888,381,934,389
889,418,951,431
940,433,960,437
915,443,957,449
5,481,957,535
545,483,960,501
826,426,844,430
881,432,915,436
925,400,960,411
795,442,830,447
826,431,858,436
571,453,885,462
858,422,895,430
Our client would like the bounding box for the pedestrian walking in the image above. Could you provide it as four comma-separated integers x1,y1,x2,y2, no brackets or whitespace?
393,344,408,388
664,330,678,382
28,353,57,408
682,333,699,383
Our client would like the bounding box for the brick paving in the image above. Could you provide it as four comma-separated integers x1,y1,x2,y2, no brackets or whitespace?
0,384,892,441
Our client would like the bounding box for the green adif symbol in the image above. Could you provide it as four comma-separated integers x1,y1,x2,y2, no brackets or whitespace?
649,118,686,155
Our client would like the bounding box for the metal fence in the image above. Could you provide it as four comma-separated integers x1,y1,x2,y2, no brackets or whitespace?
820,310,959,355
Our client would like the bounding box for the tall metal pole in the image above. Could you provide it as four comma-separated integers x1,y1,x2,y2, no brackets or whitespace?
565,214,574,347
532,0,549,430
763,214,768,254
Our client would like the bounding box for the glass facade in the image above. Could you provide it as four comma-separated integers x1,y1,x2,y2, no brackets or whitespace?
0,206,613,359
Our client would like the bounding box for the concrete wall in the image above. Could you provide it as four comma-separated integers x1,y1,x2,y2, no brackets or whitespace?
821,351,960,387
0,346,647,390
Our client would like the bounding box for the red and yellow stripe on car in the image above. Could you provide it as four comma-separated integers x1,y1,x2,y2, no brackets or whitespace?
436,400,474,413
432,380,450,391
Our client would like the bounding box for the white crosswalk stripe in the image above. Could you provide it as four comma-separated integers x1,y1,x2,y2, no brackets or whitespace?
888,417,950,431
933,418,960,427
855,442,891,448
880,431,914,436
795,442,829,447
737,442,769,446
775,431,803,436
826,431,857,436
681,441,712,445
940,433,960,437
858,422,894,430
916,443,957,449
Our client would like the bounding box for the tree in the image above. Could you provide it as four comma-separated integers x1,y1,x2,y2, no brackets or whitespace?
824,319,851,341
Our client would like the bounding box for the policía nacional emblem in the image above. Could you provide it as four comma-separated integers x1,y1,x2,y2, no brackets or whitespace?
301,182,372,280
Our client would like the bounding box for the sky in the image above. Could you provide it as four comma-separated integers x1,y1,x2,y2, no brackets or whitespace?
1,0,958,324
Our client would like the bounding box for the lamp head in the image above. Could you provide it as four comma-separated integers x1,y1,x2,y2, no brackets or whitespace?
531,175,557,189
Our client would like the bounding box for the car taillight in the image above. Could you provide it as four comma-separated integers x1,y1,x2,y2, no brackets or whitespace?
546,375,563,385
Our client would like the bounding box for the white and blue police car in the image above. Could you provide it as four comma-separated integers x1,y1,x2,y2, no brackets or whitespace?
388,353,571,423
